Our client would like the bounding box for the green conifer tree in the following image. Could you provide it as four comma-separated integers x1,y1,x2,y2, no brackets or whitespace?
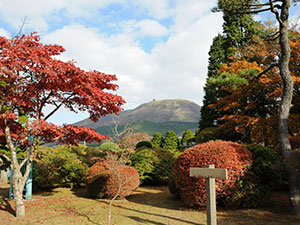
181,129,195,146
152,132,163,149
162,130,179,150
199,0,258,130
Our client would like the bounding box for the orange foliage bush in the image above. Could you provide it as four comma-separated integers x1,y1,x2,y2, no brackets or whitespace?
173,141,252,207
86,160,140,198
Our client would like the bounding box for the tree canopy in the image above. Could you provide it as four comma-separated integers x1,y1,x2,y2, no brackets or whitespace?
0,33,125,217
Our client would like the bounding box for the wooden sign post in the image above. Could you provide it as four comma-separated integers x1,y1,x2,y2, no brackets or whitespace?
190,165,228,225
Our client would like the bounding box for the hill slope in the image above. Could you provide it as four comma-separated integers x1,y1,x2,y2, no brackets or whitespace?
74,99,200,135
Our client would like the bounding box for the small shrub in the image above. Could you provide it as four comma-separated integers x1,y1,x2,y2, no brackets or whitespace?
33,146,88,189
172,141,252,207
152,148,177,182
86,160,140,198
130,149,159,181
136,141,153,149
99,142,121,152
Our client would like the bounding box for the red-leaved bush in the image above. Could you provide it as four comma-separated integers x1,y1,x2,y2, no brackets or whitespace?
173,140,252,207
274,136,300,154
86,160,140,198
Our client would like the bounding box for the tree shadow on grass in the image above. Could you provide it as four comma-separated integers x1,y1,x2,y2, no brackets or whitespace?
126,185,189,210
71,186,90,198
100,200,203,225
0,186,15,216
127,216,167,225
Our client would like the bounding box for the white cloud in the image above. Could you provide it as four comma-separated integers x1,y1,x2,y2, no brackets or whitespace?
1,0,224,125
136,19,168,36
0,28,10,37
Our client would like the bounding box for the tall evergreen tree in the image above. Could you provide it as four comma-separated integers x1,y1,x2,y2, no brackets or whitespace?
152,132,163,149
181,129,195,146
162,130,179,150
199,0,258,130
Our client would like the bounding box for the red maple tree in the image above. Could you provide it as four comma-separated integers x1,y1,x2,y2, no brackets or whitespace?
0,33,125,217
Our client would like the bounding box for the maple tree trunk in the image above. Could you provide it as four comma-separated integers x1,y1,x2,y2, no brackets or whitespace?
278,0,300,215
12,171,26,217
5,124,27,217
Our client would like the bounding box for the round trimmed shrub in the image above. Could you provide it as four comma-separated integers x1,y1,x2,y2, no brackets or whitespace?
152,148,177,181
99,142,121,152
135,141,153,149
173,140,252,207
86,160,140,198
130,149,159,181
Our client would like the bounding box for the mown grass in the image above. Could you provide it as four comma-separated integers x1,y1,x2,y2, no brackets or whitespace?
0,184,299,225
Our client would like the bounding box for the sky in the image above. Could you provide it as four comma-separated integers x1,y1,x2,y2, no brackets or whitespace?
0,0,299,125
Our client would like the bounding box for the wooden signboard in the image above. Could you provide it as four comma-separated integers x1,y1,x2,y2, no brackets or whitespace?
190,165,228,225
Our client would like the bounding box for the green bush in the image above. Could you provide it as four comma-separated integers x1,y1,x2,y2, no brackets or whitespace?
99,142,121,152
181,129,195,146
152,132,163,148
223,144,280,208
152,148,177,182
136,141,153,149
33,145,88,189
130,148,159,181
130,148,180,183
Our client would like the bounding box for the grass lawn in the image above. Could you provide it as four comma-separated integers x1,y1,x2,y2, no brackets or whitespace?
1,184,299,225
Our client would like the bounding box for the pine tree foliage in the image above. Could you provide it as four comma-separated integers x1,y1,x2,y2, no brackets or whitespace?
199,0,258,129
162,130,179,150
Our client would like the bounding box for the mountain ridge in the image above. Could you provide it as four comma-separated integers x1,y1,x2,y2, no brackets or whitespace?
74,99,200,135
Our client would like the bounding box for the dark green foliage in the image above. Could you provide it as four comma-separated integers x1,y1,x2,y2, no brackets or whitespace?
152,148,178,182
136,141,153,149
223,144,280,208
199,0,258,130
152,132,163,148
195,127,221,143
181,129,195,146
162,130,179,150
199,34,227,129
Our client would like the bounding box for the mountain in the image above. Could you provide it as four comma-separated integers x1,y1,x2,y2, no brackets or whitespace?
74,99,201,136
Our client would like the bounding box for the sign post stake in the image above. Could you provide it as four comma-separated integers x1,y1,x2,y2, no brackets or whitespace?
190,164,228,225
206,165,216,225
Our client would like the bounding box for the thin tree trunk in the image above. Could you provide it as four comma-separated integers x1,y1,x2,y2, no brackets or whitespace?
5,124,27,217
12,170,26,217
277,0,300,215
